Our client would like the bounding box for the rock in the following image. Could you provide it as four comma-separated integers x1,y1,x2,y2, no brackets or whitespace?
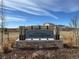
0,46,3,53
32,50,49,59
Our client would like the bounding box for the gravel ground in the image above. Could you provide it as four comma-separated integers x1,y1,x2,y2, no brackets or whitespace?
2,48,79,59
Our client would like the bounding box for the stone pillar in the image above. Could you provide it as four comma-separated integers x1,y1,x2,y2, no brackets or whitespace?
31,26,33,40
57,26,60,40
19,26,25,40
31,26,33,30
39,26,41,29
39,26,41,40
55,26,60,40
46,26,49,40
46,26,49,30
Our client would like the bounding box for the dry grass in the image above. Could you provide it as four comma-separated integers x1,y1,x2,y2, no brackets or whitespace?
0,31,19,52
1,31,79,51
2,31,78,48
0,30,79,59
3,49,79,59
60,31,78,46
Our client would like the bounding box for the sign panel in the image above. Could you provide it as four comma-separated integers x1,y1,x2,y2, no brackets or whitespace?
25,30,54,38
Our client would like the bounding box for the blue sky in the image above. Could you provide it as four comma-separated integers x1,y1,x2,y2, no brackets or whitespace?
0,0,79,28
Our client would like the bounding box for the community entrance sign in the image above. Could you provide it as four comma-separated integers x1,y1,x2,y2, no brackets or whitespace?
25,30,54,38
14,26,63,49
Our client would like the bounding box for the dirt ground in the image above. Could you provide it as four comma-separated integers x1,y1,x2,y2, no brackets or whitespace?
2,48,79,59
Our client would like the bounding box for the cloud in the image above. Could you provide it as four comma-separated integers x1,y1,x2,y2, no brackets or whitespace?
0,15,26,27
1,0,78,28
4,0,59,19
5,16,25,22
0,16,25,23
33,0,79,12
1,0,79,20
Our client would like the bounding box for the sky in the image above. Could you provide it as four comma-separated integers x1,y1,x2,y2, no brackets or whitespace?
0,0,79,28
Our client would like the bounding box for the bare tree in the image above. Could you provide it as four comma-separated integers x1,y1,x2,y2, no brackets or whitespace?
69,16,79,47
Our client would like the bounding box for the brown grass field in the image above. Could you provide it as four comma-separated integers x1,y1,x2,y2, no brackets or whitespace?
2,31,78,48
0,30,78,51
0,30,79,59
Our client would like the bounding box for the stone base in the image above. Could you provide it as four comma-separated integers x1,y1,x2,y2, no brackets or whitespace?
14,40,63,49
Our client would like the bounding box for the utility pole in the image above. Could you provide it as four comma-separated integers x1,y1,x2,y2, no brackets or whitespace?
0,0,4,48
